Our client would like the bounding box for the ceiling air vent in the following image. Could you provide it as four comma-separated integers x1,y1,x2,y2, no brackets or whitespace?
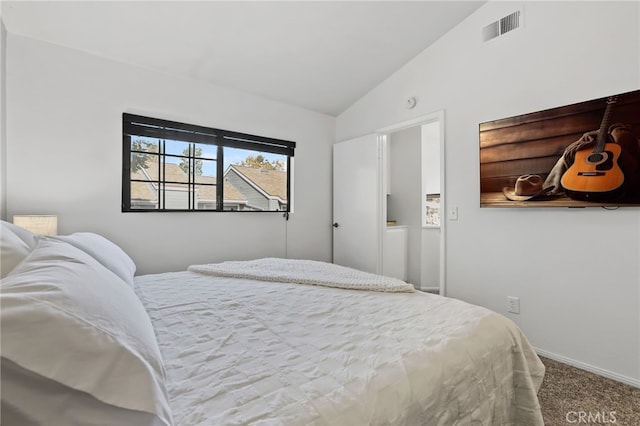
482,10,521,42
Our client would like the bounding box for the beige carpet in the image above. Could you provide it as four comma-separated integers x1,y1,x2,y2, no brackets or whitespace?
538,356,640,426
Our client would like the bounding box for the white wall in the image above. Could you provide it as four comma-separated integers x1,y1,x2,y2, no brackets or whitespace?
388,126,422,285
420,228,439,288
1,15,6,221
421,121,441,290
5,34,335,274
337,1,640,386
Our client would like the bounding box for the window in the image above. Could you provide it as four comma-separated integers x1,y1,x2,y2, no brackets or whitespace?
122,114,295,212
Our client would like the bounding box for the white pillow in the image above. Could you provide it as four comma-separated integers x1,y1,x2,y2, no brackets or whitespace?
1,220,39,278
53,232,136,287
2,358,165,426
2,220,39,248
1,238,172,425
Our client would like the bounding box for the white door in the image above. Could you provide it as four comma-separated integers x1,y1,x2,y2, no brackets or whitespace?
333,134,381,274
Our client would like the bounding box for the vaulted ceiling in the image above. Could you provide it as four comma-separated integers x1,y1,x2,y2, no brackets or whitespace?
1,1,485,116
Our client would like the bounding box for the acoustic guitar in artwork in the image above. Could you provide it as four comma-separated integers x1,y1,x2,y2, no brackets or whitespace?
561,96,625,201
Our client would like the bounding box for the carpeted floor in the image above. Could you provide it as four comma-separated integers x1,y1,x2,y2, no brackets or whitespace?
537,356,640,426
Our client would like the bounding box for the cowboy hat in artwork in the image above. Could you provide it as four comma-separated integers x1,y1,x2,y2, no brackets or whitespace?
503,174,555,201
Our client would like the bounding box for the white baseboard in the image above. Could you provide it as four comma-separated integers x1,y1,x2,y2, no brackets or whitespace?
535,347,640,389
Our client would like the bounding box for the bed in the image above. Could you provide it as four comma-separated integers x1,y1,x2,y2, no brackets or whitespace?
0,221,545,425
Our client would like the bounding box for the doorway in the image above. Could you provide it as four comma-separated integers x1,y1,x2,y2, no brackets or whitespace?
378,111,445,295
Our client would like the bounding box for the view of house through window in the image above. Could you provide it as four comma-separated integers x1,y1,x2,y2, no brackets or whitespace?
123,114,294,212
223,147,289,211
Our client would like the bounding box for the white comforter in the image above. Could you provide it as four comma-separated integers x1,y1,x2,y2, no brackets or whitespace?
135,267,544,426
188,258,415,293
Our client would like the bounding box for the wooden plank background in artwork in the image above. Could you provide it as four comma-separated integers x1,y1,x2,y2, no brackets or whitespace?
479,89,640,206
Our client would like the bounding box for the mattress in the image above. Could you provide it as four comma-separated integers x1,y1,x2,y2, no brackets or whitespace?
134,268,545,426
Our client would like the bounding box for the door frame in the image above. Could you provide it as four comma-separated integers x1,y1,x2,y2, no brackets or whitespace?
376,110,446,295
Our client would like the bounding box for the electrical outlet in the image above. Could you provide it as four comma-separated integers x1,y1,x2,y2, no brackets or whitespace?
507,296,520,314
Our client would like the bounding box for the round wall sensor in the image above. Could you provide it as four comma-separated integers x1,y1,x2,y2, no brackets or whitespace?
405,97,417,109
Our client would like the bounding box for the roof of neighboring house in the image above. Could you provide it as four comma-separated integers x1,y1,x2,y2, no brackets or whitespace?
130,159,247,204
226,165,287,200
195,175,246,203
130,168,157,201
140,159,189,183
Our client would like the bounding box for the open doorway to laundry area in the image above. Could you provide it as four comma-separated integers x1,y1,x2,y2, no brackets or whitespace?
379,111,445,294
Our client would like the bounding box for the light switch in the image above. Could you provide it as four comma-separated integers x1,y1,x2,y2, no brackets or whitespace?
448,207,458,221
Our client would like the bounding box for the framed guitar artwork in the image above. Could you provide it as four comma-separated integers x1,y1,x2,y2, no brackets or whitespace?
479,89,640,208
560,96,625,202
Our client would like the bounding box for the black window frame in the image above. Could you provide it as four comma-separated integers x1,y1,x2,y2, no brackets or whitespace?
122,113,295,213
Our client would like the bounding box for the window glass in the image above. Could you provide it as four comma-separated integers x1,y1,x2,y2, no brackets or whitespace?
123,114,294,213
223,147,289,212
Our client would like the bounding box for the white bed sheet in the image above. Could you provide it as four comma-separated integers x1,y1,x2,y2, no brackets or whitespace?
135,271,544,426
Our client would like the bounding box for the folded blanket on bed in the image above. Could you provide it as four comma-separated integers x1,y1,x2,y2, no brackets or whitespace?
188,258,415,293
